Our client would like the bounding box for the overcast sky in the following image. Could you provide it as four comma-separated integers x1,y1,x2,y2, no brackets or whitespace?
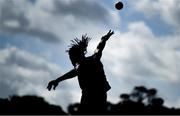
0,0,180,111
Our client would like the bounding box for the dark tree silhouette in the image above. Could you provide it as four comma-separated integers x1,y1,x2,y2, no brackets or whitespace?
0,95,67,115
130,86,148,103
66,85,180,115
1,86,180,115
67,103,80,115
147,88,157,105
120,93,130,102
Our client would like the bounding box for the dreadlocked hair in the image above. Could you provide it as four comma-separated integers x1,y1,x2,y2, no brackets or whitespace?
66,34,91,56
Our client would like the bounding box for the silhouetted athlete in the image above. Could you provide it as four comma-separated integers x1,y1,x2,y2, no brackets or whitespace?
47,30,114,114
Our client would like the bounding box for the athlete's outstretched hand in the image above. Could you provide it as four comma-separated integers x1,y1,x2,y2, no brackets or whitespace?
101,30,114,41
47,80,59,91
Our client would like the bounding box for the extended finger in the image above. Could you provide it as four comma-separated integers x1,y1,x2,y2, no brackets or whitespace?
110,31,114,35
53,85,56,90
47,86,50,91
47,85,52,91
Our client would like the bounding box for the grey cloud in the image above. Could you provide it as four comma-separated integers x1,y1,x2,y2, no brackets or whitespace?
131,0,180,32
0,0,115,43
162,0,180,31
0,46,59,96
52,0,110,23
0,81,18,98
0,24,60,43
0,0,29,26
1,46,59,73
0,0,60,42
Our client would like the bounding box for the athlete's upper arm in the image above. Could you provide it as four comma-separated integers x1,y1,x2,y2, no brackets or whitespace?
93,48,102,60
